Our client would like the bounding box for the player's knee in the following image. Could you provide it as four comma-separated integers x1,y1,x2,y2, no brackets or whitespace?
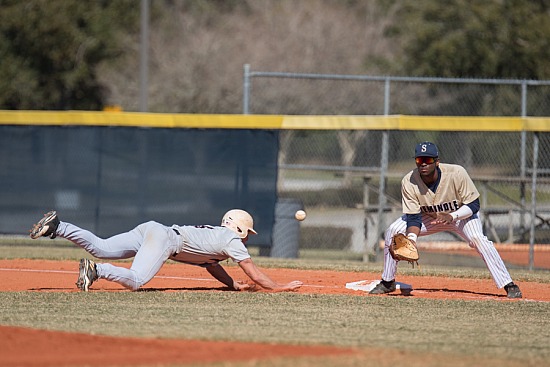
119,277,143,291
87,246,106,258
127,283,141,291
468,233,490,248
384,225,402,245
126,270,150,291
383,230,393,247
129,277,147,291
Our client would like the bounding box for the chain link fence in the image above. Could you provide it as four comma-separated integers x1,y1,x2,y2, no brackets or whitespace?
244,66,550,267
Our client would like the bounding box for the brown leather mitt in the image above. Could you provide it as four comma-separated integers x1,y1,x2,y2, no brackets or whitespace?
389,233,419,266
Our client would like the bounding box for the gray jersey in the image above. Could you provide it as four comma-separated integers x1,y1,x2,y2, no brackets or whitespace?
56,220,251,290
170,225,251,266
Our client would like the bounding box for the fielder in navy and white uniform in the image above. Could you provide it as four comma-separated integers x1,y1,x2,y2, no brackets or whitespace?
30,209,303,293
370,142,522,298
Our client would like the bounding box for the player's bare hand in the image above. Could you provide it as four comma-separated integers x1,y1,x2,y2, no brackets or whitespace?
233,281,257,292
283,280,303,291
431,212,453,225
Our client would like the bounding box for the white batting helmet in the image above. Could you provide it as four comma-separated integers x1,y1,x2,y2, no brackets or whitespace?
221,209,258,238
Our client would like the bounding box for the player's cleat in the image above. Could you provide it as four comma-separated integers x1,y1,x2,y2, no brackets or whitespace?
504,282,522,299
29,211,60,239
369,279,396,294
76,258,98,292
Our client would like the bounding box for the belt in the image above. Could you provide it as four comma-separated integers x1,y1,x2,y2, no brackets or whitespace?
172,228,181,257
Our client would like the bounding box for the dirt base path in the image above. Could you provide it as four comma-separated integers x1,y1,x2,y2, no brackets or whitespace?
1,258,550,367
1,258,549,301
1,325,355,367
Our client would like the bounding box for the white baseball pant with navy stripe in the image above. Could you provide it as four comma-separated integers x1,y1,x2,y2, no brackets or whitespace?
381,214,513,288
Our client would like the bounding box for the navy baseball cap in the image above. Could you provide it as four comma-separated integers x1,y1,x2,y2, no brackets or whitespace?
414,142,439,158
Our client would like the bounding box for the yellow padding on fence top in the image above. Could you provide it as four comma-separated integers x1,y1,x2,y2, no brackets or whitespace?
281,115,399,130
524,117,550,132
398,115,523,131
0,110,284,129
0,110,549,131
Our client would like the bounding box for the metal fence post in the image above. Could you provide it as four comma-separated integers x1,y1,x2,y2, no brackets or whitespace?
243,64,251,114
529,132,539,271
520,82,527,240
374,132,389,261
366,77,391,262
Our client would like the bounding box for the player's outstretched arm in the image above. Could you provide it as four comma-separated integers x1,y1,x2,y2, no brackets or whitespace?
238,258,303,292
205,263,253,291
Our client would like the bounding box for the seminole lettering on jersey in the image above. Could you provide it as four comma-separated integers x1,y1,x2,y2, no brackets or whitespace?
421,200,460,213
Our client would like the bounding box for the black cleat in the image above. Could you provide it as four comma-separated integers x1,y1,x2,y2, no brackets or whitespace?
369,280,396,294
30,211,60,239
504,282,522,299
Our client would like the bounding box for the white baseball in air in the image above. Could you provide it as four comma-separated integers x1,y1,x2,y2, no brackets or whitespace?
295,210,307,221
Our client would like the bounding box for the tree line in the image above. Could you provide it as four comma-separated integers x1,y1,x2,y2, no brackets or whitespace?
1,0,549,112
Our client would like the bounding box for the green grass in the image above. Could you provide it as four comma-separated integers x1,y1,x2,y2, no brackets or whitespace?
0,292,549,367
1,239,550,367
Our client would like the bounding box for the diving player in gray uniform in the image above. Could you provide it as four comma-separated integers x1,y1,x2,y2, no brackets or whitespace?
369,142,522,298
30,209,303,292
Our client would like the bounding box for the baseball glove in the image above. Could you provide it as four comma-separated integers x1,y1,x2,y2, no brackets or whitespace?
389,233,419,267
